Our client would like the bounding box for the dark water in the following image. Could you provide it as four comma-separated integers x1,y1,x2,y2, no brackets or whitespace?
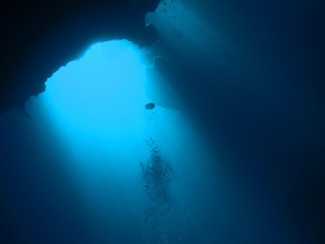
1,0,324,243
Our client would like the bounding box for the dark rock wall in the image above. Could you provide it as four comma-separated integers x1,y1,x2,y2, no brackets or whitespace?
0,0,160,113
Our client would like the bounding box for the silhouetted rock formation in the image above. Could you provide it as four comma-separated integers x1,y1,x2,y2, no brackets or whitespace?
0,0,160,113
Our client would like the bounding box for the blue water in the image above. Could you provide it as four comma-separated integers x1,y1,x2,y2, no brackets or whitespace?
1,0,324,243
0,39,271,243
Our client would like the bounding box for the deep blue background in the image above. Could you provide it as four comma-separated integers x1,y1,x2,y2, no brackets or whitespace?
1,0,325,243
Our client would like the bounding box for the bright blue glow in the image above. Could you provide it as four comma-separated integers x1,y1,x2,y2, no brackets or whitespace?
39,39,243,243
45,40,150,143
0,34,270,242
42,40,161,216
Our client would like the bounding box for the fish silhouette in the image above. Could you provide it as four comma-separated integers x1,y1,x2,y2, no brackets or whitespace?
145,102,155,110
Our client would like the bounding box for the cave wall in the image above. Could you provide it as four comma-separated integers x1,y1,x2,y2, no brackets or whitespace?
0,0,160,113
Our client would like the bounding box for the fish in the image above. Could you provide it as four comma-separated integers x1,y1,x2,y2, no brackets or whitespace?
145,102,155,110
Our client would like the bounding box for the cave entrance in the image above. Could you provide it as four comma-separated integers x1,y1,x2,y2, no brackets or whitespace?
44,40,151,141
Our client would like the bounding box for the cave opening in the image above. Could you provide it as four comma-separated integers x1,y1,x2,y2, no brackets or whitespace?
44,39,151,142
